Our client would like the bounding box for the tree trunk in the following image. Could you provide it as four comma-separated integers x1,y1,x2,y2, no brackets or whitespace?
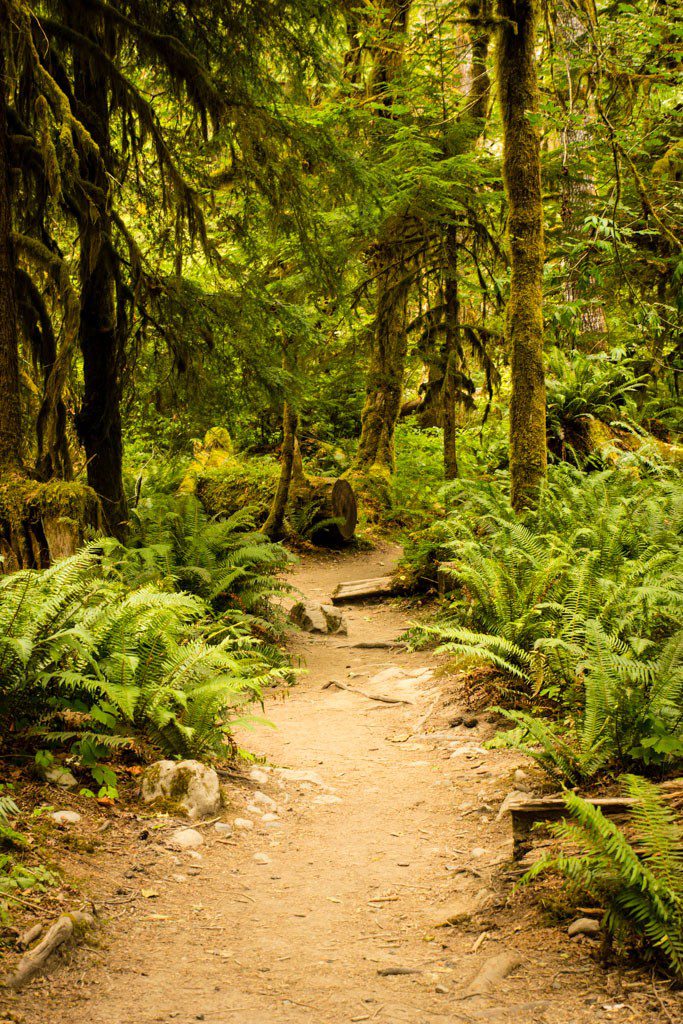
355,243,411,474
497,0,547,510
354,0,413,482
71,27,128,539
442,228,460,480
0,50,22,471
262,400,299,540
556,0,608,345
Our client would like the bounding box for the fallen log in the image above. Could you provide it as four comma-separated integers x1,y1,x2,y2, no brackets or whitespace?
332,576,396,604
8,910,96,990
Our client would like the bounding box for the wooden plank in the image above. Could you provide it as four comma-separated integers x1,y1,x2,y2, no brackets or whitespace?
509,796,636,860
332,576,396,604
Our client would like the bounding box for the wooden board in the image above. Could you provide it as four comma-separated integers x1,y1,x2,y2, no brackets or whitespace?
331,576,396,604
510,796,636,860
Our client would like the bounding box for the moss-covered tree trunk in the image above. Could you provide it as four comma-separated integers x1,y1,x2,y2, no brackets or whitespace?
497,0,547,510
72,30,128,539
353,0,413,485
442,227,460,479
262,400,299,540
355,242,411,475
0,50,22,472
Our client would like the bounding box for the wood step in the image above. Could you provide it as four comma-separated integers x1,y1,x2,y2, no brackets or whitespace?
331,576,396,604
509,796,636,860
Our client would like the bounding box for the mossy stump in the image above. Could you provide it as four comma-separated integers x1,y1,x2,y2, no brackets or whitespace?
0,473,101,572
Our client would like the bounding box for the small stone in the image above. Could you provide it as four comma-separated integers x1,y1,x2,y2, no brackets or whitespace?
50,810,81,825
313,794,343,805
214,822,233,835
462,716,478,728
249,768,270,786
45,767,78,789
261,813,280,823
568,917,600,938
435,984,449,995
168,828,204,851
253,853,271,865
471,847,487,859
233,817,254,830
252,791,277,812
449,716,464,728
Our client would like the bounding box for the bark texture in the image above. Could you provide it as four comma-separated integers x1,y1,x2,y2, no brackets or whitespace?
0,50,23,470
497,0,547,510
354,0,413,480
263,401,299,540
72,20,128,538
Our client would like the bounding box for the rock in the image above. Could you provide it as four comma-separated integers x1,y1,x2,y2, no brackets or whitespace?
141,760,221,821
289,601,329,633
252,791,278,812
435,984,449,995
50,810,81,826
261,813,280,823
45,767,78,789
214,822,233,835
568,917,600,938
253,853,271,865
168,828,204,851
462,717,479,728
233,817,254,830
312,794,342,805
276,768,332,790
321,605,347,635
471,847,487,859
449,716,464,727
249,768,271,786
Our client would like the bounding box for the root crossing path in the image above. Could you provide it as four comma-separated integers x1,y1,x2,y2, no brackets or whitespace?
13,547,667,1024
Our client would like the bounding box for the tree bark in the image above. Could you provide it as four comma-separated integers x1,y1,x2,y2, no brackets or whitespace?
497,0,547,510
354,0,413,480
262,400,299,540
0,49,23,471
355,242,411,473
71,18,128,538
442,227,460,480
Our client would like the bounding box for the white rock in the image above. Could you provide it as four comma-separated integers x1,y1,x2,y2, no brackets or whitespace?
141,760,221,821
471,847,487,859
214,822,233,835
51,810,81,825
249,768,271,786
313,794,343,805
568,917,600,938
233,817,254,830
261,813,280,823
252,791,278,812
168,827,204,851
253,853,271,865
276,768,332,790
45,767,78,789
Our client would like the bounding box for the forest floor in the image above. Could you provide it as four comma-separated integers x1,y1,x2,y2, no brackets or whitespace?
2,544,680,1024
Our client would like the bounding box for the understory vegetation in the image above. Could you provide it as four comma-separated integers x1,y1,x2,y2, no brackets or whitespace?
0,0,681,981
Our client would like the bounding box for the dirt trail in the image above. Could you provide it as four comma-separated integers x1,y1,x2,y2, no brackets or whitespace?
8,546,673,1024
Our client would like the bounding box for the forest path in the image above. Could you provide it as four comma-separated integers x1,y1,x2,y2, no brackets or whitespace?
12,545,661,1024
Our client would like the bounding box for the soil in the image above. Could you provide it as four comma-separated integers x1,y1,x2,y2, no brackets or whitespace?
1,545,680,1024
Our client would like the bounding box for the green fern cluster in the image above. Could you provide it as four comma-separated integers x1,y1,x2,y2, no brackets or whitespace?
522,776,683,979
412,467,683,782
0,545,288,767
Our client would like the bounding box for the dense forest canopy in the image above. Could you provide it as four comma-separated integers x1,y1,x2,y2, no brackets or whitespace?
0,0,682,987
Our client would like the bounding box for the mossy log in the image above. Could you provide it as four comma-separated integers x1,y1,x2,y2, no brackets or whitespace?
0,473,101,573
290,474,358,545
561,417,683,467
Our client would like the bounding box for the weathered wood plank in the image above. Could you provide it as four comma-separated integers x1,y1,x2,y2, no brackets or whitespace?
509,796,636,860
332,576,396,604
